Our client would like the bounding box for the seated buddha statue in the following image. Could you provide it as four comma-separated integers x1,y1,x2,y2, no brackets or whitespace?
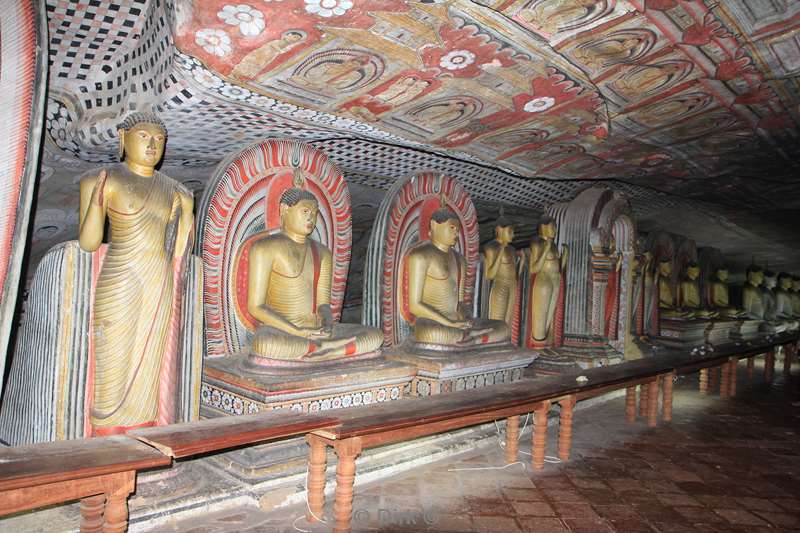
678,262,718,318
404,206,510,347
762,270,779,322
708,267,746,318
793,276,800,318
658,259,695,319
247,186,383,361
741,265,766,319
775,273,799,329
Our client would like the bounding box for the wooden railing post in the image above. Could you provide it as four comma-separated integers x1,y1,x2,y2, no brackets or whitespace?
558,396,576,462
505,415,519,464
662,372,674,422
532,401,551,470
625,386,637,423
306,434,328,523
333,438,363,533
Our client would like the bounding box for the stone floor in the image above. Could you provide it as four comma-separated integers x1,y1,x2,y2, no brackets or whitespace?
148,360,800,533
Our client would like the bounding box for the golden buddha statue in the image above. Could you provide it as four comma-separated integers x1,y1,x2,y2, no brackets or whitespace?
403,206,509,347
247,185,383,361
526,217,567,349
78,112,194,434
708,268,746,318
741,265,766,319
678,263,718,318
483,213,519,328
657,259,695,319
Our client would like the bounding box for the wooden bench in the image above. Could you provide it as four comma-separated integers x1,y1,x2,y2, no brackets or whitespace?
0,435,170,532
305,359,676,532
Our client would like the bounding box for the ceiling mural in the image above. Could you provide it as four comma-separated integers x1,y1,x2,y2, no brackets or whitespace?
28,0,800,278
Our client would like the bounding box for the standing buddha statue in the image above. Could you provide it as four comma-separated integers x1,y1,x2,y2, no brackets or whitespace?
526,216,567,349
678,262,718,318
741,265,766,319
247,182,383,361
657,259,695,319
708,267,746,318
482,211,519,329
403,204,510,347
78,112,194,435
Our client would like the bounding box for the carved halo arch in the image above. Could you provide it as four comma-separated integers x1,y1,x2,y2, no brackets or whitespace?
362,172,479,346
197,139,352,358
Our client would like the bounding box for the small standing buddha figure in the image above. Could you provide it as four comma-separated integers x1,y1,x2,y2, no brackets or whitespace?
678,262,718,318
483,212,519,328
741,265,766,319
708,267,746,318
527,216,567,349
657,259,695,319
247,185,383,361
404,205,510,347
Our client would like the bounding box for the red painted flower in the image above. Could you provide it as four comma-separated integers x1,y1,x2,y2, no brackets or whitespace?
421,21,517,79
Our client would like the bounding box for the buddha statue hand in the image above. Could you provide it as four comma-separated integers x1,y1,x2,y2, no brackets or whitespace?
90,169,108,206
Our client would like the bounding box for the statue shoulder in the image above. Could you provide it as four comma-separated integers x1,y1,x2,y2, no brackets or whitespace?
310,239,333,261
250,231,285,256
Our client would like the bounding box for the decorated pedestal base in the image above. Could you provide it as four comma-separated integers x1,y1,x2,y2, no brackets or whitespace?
385,343,536,396
655,318,711,349
732,319,765,341
530,335,624,374
201,353,416,417
704,319,742,346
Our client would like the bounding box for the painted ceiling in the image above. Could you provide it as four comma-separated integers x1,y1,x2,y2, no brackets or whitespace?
30,0,800,278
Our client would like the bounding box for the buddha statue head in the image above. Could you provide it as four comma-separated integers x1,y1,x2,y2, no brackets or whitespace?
715,268,729,283
763,270,778,291
430,207,460,248
537,216,556,241
793,276,800,292
746,265,764,287
778,273,793,291
278,186,319,239
117,112,167,173
685,262,700,281
494,213,514,246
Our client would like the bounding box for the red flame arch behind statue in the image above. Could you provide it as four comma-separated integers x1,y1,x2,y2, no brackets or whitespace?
199,139,352,358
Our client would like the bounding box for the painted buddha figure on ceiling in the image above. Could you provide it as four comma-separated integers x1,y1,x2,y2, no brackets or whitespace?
708,267,746,318
403,204,510,347
526,217,567,349
678,262,718,318
741,265,766,320
483,212,519,329
657,259,695,319
247,184,383,361
78,112,194,434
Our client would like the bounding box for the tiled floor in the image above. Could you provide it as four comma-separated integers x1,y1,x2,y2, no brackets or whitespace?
156,360,800,532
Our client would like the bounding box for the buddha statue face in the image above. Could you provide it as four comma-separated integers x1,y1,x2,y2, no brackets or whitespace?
747,269,764,287
119,122,166,169
793,278,800,292
686,265,700,281
764,274,777,290
538,221,556,240
430,216,460,248
716,268,729,283
495,225,514,245
779,276,793,291
280,198,318,238
658,260,672,277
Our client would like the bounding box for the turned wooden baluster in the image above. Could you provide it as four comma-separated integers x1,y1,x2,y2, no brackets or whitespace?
79,494,105,533
710,366,719,393
765,350,775,383
639,385,649,417
746,356,755,381
647,378,659,428
727,359,737,397
662,372,674,422
558,396,576,462
103,471,135,533
783,345,793,375
625,386,637,423
505,415,519,464
699,368,709,394
306,435,328,522
333,438,363,533
719,364,729,397
532,401,551,470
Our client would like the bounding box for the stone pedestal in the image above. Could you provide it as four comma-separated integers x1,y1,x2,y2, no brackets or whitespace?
201,353,416,416
705,319,741,346
656,318,711,349
385,344,536,396
530,335,622,374
732,319,765,341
